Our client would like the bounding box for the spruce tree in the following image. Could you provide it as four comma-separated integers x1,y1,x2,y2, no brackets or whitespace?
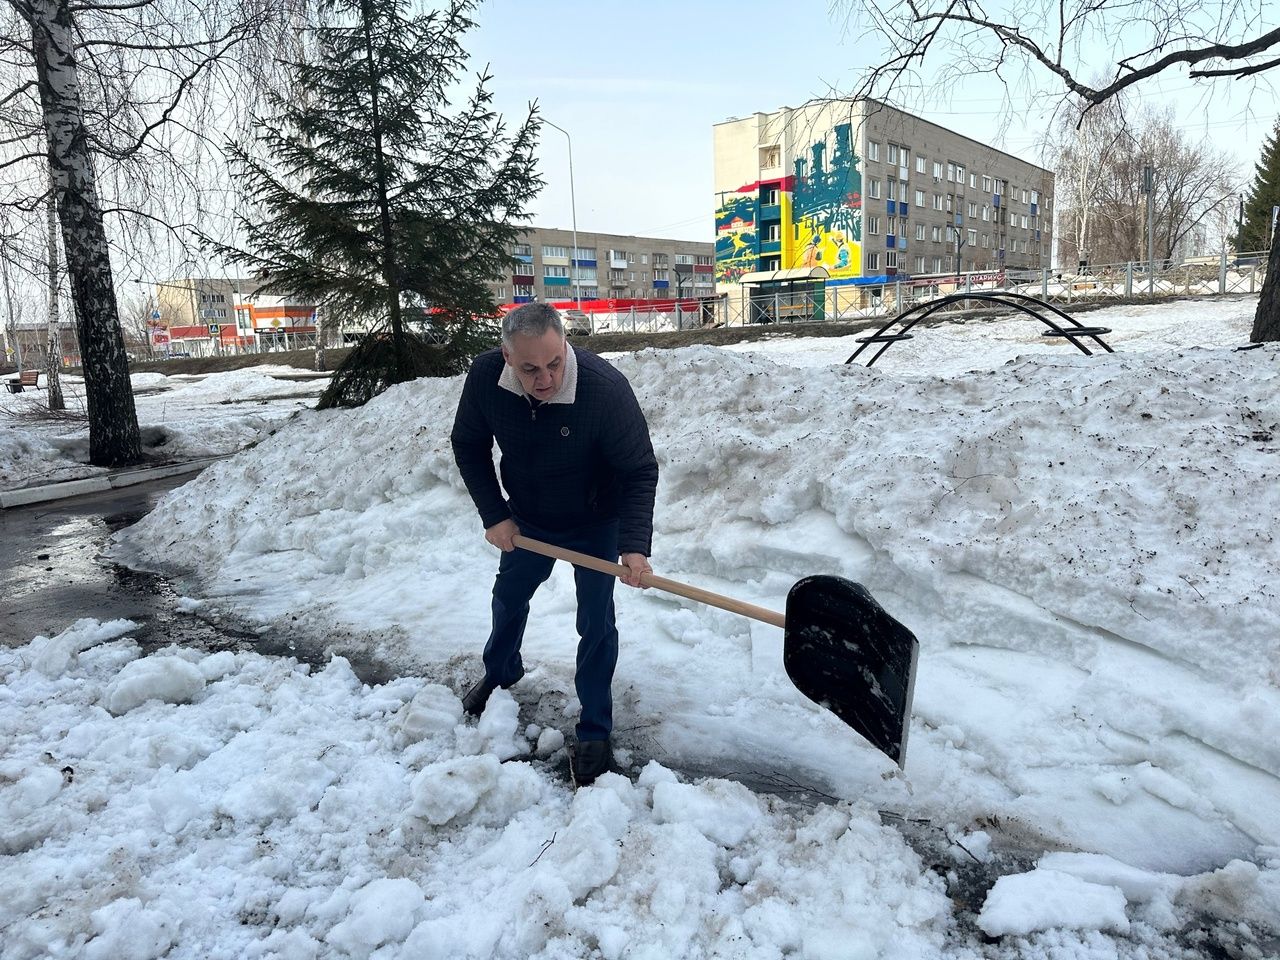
1240,120,1280,253
210,0,541,408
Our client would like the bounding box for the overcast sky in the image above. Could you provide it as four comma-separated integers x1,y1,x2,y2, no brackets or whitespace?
467,0,1277,243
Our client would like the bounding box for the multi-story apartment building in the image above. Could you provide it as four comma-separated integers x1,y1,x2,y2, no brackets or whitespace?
491,226,715,306
714,100,1054,308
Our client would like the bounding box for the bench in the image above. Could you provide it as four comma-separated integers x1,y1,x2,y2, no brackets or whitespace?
5,369,39,393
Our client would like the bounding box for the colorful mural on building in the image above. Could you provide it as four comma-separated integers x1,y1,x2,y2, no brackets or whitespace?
715,119,863,286
715,191,758,284
791,122,861,278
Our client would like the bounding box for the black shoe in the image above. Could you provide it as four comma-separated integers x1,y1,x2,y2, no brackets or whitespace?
461,668,524,716
571,737,612,786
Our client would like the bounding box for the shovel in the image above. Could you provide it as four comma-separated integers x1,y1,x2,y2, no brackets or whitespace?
513,535,919,768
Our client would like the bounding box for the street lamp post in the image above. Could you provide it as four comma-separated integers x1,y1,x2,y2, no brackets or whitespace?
544,120,581,310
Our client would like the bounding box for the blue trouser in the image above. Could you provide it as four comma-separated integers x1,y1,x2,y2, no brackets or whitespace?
483,517,620,742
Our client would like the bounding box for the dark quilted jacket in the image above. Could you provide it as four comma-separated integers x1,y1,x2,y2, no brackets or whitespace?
450,346,659,555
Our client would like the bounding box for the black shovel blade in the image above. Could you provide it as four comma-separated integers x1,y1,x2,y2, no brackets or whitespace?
782,576,919,767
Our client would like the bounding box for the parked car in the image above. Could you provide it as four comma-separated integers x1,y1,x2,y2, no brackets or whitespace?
562,308,591,337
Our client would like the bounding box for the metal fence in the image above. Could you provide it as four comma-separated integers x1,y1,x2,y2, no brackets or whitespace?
571,249,1270,336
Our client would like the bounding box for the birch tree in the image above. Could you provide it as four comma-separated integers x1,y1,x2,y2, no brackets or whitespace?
2,0,305,465
1051,101,1240,267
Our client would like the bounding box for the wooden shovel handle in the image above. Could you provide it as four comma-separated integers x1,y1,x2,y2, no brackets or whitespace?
513,535,786,629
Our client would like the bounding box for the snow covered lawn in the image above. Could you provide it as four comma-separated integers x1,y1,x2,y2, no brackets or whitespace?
3,296,1278,958
0,367,327,490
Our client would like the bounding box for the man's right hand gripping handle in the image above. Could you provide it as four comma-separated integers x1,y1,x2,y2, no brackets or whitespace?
485,518,519,552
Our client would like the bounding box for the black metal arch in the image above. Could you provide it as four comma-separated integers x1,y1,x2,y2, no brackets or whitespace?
845,291,1114,367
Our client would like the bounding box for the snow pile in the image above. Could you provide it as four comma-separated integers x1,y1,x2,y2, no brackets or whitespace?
0,367,327,489
5,296,1278,955
0,621,955,959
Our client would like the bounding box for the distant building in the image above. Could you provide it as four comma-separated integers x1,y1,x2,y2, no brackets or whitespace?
488,226,715,306
714,100,1055,311
2,319,79,369
147,278,319,356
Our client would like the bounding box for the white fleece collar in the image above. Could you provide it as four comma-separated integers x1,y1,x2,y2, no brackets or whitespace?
498,339,578,404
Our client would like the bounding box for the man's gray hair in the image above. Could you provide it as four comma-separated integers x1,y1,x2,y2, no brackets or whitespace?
502,302,564,345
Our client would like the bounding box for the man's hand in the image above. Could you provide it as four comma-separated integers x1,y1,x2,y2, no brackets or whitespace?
485,518,519,552
619,552,652,588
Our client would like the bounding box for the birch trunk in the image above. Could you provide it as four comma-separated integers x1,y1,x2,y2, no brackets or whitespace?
45,183,65,410
1,252,20,371
30,0,140,464
313,308,326,371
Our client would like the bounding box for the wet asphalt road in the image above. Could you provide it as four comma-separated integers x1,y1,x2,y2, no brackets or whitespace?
0,475,279,658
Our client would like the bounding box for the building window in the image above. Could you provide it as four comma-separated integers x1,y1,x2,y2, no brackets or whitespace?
867,140,880,161
916,155,926,174
514,243,532,257
675,253,695,264
641,254,648,264
514,284,533,298
946,161,956,181
696,254,713,265
969,173,977,189
887,179,898,201
932,194,943,211
543,245,568,258
868,179,882,199
914,189,925,207
915,223,926,241
932,161,942,179
931,225,943,242
968,202,978,218
544,265,569,278
886,251,898,268
982,175,992,192
763,188,779,205
1031,190,1039,204
514,261,534,277
574,247,596,260
867,252,880,271
967,229,978,247
867,215,881,235
955,165,965,184
933,256,944,272
759,145,781,169
982,205,990,221
915,255,926,272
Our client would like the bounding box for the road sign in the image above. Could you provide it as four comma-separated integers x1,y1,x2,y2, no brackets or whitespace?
208,323,220,337
150,309,162,320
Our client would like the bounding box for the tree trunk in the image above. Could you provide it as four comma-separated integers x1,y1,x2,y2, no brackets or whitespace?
313,307,326,371
30,0,140,464
45,182,66,410
1,251,20,370
360,0,406,381
1250,216,1280,343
